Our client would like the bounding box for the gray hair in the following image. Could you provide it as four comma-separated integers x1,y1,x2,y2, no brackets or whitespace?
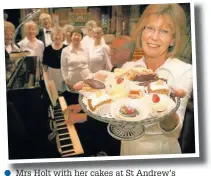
85,20,97,31
50,26,65,42
64,24,74,33
23,20,39,36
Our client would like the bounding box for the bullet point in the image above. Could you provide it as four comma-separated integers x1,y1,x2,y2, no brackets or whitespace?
4,170,11,176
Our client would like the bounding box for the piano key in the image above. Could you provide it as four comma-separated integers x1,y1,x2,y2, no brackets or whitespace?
56,124,67,128
60,137,70,141
61,143,73,148
61,145,74,151
60,138,73,146
54,115,64,120
62,150,75,156
56,122,66,127
57,126,67,130
54,112,63,116
58,133,69,138
57,128,69,134
54,109,62,113
55,119,65,123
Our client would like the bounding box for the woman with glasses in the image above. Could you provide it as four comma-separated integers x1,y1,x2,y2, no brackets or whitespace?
120,4,193,155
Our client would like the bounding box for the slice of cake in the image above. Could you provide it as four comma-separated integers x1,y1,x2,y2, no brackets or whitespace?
147,79,169,95
87,94,112,111
128,84,144,99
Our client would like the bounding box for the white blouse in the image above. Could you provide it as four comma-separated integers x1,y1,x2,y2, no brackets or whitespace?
61,44,90,85
81,35,105,52
18,37,44,59
121,57,193,155
88,43,112,73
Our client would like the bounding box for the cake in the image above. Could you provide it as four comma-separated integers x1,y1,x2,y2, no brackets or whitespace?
118,105,139,117
150,94,168,112
109,84,129,100
128,84,144,99
134,73,157,82
87,94,112,111
147,79,169,95
114,68,128,78
128,90,143,99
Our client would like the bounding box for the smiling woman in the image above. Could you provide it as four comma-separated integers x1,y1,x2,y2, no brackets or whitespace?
18,21,44,58
133,4,187,59
121,4,193,156
42,26,67,92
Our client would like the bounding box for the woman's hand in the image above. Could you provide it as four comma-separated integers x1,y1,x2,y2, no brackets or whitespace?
72,81,84,91
171,87,186,98
160,113,179,132
64,104,87,124
64,104,81,114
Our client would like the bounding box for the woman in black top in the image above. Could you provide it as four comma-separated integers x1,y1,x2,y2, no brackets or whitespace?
43,26,67,92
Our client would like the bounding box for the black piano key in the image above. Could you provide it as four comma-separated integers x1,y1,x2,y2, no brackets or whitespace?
58,128,69,134
54,115,64,120
62,151,76,157
54,108,62,112
54,112,63,117
56,124,67,128
54,102,61,110
55,119,65,123
60,138,73,146
61,145,74,151
58,133,70,139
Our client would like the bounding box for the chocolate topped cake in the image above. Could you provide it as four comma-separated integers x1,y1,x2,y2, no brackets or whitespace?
134,73,157,82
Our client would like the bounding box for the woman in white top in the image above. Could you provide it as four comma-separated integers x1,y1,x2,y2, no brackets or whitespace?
81,20,105,52
88,27,112,73
63,24,74,46
119,4,193,155
61,28,91,89
18,21,44,59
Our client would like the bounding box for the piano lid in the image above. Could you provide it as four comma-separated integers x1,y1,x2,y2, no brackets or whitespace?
43,70,58,107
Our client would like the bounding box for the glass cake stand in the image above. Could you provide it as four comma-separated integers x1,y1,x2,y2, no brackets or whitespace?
78,94,181,141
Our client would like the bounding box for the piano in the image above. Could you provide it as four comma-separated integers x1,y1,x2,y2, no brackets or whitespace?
42,71,84,157
6,56,84,159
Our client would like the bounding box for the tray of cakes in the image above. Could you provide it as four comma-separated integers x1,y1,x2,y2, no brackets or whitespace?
78,67,180,125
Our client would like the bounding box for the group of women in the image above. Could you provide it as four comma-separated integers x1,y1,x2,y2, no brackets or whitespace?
4,17,112,92
4,3,193,156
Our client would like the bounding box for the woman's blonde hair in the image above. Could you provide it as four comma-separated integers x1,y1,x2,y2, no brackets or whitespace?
39,13,52,27
23,20,39,36
64,24,74,33
92,27,103,35
133,4,187,57
4,21,15,33
50,26,65,42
